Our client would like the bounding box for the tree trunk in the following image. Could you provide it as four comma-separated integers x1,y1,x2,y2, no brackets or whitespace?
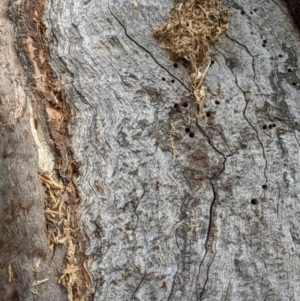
1,0,300,300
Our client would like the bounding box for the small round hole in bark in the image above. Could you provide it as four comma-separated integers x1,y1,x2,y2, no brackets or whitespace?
269,124,273,129
241,10,245,15
263,39,267,43
171,79,175,83
182,58,189,68
211,60,214,65
215,100,220,105
279,54,283,58
206,112,211,117
254,8,257,12
182,102,188,108
262,185,268,189
262,44,266,47
189,132,194,138
273,123,276,127
263,125,267,129
251,199,258,205
162,77,166,81
185,128,190,133
288,68,292,72
173,63,178,68
174,103,180,110
292,82,297,86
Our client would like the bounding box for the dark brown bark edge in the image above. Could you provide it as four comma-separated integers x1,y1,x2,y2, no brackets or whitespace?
0,0,90,300
285,0,300,29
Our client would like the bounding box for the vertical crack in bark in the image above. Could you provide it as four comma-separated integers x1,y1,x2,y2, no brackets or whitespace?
151,2,229,298
9,0,90,299
242,95,268,183
131,274,146,299
212,44,268,182
194,156,227,300
198,252,217,301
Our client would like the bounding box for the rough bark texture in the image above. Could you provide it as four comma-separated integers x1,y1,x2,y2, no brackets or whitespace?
41,0,300,300
1,0,300,300
0,0,67,300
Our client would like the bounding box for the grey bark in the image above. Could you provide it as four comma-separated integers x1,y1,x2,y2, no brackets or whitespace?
1,0,300,300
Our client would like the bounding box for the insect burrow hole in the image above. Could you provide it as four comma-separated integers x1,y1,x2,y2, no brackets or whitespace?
206,112,211,117
263,125,267,130
182,102,188,108
251,199,258,205
185,128,190,133
262,184,268,190
171,79,175,84
189,132,194,138
162,77,166,81
215,100,220,105
173,63,178,68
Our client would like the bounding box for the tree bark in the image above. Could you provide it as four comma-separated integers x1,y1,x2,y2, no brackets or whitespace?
1,0,300,300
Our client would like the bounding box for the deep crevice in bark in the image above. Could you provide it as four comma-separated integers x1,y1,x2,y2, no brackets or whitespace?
8,0,90,299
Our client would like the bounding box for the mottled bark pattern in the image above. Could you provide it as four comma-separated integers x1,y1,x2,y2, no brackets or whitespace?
1,0,300,300
42,0,300,300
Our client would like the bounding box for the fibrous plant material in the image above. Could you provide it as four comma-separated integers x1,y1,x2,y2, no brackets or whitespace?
40,172,90,301
153,0,229,117
9,0,89,299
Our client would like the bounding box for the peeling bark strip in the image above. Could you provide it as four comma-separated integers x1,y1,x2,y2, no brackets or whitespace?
153,0,229,118
7,0,89,299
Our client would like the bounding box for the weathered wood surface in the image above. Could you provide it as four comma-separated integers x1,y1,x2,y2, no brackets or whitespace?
43,0,300,300
1,0,300,300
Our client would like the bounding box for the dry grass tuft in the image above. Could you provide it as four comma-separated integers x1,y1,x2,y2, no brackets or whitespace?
153,0,229,117
40,172,89,301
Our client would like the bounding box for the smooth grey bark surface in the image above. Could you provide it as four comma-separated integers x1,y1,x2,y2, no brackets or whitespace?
43,0,300,300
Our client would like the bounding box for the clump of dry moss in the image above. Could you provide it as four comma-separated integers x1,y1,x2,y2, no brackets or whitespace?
153,0,229,117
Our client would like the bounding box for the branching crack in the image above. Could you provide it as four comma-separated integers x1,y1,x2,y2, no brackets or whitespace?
195,121,226,157
108,4,190,92
194,155,227,300
215,47,268,182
